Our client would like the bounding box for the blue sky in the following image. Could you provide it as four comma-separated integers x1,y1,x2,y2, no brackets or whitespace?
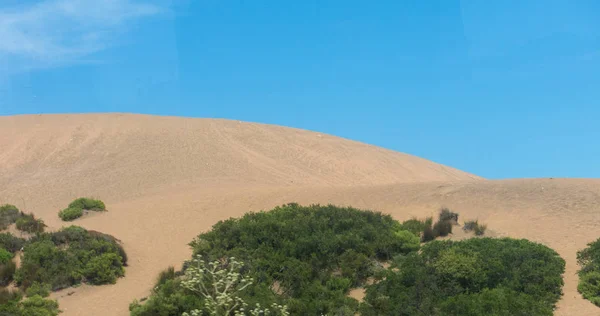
1,0,599,179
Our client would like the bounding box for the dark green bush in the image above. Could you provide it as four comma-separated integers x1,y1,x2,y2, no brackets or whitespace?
577,237,600,306
68,198,106,211
131,203,419,316
438,288,553,316
432,219,453,237
25,282,51,298
0,204,21,230
0,232,26,253
421,224,436,242
0,259,16,286
58,207,84,221
155,266,176,287
15,213,46,234
439,207,459,223
15,226,126,291
361,237,565,316
463,220,487,236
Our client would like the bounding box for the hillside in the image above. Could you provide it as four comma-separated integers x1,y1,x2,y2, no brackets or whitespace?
1,114,598,315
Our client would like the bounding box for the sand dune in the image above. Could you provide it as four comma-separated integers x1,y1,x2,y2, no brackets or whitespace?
1,114,598,315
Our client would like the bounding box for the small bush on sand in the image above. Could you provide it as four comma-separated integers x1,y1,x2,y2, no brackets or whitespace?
463,220,488,236
15,213,46,234
58,207,84,221
474,224,487,236
68,198,106,211
439,207,459,223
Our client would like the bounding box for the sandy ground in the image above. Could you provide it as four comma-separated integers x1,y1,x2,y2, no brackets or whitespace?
1,113,598,315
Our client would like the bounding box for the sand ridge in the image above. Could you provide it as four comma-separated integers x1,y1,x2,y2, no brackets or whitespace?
0,114,598,315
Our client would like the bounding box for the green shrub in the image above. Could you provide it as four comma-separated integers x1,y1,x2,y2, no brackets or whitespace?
474,224,487,236
578,271,600,306
21,295,61,316
15,213,46,234
156,266,176,287
84,253,125,284
0,260,16,286
58,207,84,221
361,237,565,316
0,247,12,264
463,220,487,236
15,226,126,291
463,220,478,231
438,288,553,316
134,203,419,316
433,219,453,237
68,198,106,211
421,224,436,242
399,218,427,236
0,232,26,253
0,204,21,230
25,282,51,298
577,238,600,306
439,207,459,223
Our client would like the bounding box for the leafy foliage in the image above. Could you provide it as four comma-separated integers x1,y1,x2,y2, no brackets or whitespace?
15,225,126,291
25,282,51,298
131,203,418,315
398,217,432,236
361,237,565,316
577,237,600,306
0,247,12,264
180,255,289,316
58,207,84,221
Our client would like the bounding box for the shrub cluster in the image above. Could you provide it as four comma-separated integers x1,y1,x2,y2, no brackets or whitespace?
130,203,419,316
577,237,600,306
0,232,26,253
15,225,126,291
405,208,459,242
58,197,107,221
15,213,46,234
0,204,46,233
463,219,487,236
0,204,21,230
361,238,565,315
0,289,60,316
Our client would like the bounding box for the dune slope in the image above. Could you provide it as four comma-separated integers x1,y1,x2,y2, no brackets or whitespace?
0,114,598,316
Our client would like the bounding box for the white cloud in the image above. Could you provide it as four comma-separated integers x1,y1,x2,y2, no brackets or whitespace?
0,0,162,73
